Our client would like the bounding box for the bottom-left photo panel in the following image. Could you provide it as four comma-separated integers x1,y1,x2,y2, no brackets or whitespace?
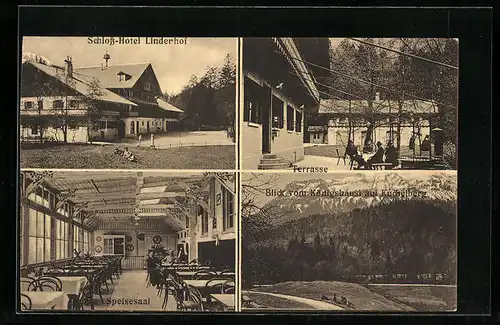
18,170,236,312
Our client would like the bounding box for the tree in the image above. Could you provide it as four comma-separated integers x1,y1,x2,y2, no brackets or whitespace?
80,78,104,144
168,53,236,139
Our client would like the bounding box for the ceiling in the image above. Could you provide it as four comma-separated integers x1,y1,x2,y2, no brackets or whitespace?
38,171,213,231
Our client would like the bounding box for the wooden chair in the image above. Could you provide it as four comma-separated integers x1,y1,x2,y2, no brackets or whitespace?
335,148,346,166
36,276,62,292
219,270,235,277
177,285,204,311
221,279,235,294
74,283,94,310
20,293,32,311
192,270,217,280
21,277,38,292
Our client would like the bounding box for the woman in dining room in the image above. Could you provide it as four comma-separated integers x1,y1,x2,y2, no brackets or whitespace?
161,249,174,264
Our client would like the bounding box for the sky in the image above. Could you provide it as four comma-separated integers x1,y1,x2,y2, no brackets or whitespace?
22,37,237,94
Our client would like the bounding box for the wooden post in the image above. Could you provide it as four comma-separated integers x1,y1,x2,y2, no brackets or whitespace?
429,114,432,160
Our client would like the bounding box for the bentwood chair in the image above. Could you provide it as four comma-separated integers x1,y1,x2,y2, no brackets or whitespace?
75,283,95,310
192,270,217,280
219,270,235,277
21,277,38,292
177,285,204,311
221,280,235,294
36,276,62,291
20,293,32,311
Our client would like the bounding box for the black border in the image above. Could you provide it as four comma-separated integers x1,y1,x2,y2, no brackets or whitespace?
4,5,493,323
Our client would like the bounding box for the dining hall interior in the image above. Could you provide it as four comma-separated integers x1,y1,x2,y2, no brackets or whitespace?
19,170,236,312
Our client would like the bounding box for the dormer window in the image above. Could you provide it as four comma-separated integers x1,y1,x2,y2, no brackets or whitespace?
117,71,132,82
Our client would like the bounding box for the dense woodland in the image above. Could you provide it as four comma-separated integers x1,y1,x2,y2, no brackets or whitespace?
166,54,236,140
242,199,456,288
305,38,458,167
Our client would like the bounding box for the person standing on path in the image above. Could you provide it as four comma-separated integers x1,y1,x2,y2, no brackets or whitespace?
137,134,142,147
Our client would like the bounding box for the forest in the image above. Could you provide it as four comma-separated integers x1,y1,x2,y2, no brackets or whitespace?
166,54,236,140
242,199,456,288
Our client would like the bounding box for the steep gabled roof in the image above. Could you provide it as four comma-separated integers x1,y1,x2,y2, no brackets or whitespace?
26,61,137,106
74,63,150,89
318,99,438,115
156,98,183,113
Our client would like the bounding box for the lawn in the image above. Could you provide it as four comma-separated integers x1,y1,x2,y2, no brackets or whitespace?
250,281,414,311
366,284,457,311
20,144,235,169
242,291,315,310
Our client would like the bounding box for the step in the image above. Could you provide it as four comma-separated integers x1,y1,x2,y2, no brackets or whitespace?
262,153,278,159
259,158,288,165
258,163,292,170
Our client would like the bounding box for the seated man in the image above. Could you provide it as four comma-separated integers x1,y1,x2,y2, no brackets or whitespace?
384,141,399,167
344,139,357,159
421,135,431,151
366,141,385,169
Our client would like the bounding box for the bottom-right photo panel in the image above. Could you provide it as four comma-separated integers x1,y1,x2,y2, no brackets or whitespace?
241,171,457,312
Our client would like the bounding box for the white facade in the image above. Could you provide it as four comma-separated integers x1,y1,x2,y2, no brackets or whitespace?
326,118,431,149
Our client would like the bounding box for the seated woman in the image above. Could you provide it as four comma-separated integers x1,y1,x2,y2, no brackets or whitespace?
366,141,384,169
161,249,174,264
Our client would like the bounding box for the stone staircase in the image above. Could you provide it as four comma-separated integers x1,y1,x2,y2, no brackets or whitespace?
258,153,293,170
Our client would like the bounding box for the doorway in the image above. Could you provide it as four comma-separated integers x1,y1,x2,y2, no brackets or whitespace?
147,121,150,133
261,87,271,153
118,120,125,138
136,121,139,135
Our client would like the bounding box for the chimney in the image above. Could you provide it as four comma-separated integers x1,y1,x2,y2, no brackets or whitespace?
375,92,380,101
64,56,73,77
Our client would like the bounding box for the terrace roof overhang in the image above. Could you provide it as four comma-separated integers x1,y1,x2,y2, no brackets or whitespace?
243,38,322,109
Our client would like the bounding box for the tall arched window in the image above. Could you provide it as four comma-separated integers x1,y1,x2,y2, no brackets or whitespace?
130,121,135,134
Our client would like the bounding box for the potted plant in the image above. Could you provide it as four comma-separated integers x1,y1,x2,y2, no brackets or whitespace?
148,244,167,260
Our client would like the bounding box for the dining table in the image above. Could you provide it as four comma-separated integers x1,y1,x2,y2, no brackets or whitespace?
22,291,69,310
58,276,88,310
175,271,235,279
209,294,235,311
183,279,229,297
43,268,101,278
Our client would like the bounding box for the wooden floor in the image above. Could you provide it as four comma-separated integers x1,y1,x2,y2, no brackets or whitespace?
92,270,177,311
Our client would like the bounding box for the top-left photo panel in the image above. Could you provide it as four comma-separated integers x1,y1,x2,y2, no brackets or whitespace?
19,37,237,170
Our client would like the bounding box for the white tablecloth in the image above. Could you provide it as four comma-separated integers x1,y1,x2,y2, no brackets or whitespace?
59,277,88,295
22,291,69,310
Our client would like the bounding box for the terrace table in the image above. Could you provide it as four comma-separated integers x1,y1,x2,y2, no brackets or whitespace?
210,294,235,311
22,291,69,310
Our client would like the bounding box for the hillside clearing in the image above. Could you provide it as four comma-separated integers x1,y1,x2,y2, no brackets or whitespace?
251,281,414,311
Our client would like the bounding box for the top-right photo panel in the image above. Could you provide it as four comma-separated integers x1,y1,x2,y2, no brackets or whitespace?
241,38,458,171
